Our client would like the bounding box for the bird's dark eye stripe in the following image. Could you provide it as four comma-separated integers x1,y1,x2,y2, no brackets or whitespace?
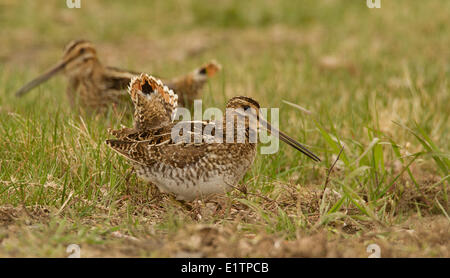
65,40,89,54
238,97,260,109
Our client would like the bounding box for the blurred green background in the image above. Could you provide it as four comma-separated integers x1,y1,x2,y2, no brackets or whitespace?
1,0,448,140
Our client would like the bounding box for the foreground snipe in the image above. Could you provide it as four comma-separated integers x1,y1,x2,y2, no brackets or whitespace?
15,40,221,111
106,74,320,201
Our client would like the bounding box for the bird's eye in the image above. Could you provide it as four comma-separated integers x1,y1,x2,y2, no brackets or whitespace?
243,105,250,110
199,68,207,75
79,48,85,54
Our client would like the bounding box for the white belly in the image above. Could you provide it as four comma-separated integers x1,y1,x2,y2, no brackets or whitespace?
155,175,230,201
135,161,249,201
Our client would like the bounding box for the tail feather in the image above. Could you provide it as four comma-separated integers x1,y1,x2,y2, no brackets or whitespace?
128,74,178,130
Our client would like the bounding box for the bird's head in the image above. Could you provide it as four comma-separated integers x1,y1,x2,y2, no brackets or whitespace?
15,40,100,97
61,40,99,77
192,60,221,82
226,96,320,162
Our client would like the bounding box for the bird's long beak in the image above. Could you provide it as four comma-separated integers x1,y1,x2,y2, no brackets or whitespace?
15,57,71,97
258,116,321,162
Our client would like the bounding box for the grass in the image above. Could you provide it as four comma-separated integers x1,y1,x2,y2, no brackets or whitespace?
0,0,449,257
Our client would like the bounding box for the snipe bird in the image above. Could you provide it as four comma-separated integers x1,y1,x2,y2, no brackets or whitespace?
15,40,221,111
106,74,320,201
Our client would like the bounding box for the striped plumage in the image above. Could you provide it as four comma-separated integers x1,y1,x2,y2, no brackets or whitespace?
15,40,221,112
106,74,320,201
